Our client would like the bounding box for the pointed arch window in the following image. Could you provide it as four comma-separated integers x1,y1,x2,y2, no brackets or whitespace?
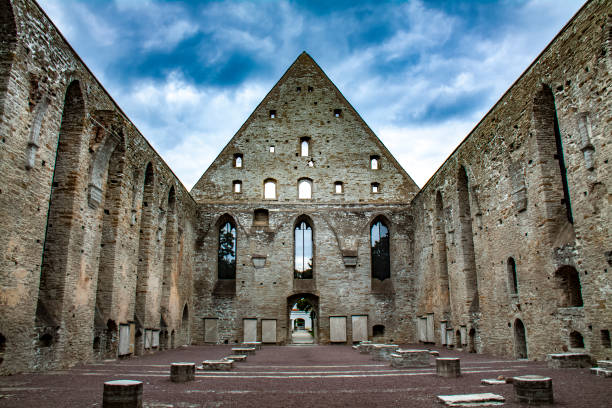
294,220,313,279
371,219,390,280
218,221,237,279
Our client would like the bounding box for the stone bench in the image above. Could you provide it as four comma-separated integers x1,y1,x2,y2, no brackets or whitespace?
590,360,612,377
437,393,504,406
370,344,399,361
390,349,431,368
357,343,378,354
102,380,143,408
546,352,591,368
513,375,553,405
232,347,256,355
170,362,195,383
224,354,247,362
436,357,461,378
241,342,262,350
201,359,234,371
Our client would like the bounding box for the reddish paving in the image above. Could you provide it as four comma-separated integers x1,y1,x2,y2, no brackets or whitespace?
0,345,609,407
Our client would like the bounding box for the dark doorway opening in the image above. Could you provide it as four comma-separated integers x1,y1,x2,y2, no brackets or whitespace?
514,319,528,359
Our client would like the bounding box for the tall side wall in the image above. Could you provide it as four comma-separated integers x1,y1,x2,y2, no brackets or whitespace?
0,0,196,374
410,0,611,361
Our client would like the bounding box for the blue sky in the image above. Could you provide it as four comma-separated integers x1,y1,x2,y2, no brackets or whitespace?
37,0,584,189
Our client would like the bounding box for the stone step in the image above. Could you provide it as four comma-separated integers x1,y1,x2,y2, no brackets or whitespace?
240,342,262,350
597,360,612,370
437,393,505,407
590,367,612,378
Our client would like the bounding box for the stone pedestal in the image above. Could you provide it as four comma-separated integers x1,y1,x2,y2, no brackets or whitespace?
546,353,591,368
390,349,431,368
103,380,143,408
436,358,461,378
513,375,553,405
201,359,234,371
370,344,398,361
170,362,195,383
232,347,256,355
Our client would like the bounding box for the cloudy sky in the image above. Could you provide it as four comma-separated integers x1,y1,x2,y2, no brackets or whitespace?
37,0,584,190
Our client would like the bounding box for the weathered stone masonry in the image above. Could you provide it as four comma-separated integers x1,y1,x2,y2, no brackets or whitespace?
0,0,610,375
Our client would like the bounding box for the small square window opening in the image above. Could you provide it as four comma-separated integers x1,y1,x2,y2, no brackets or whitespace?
370,155,380,170
269,146,275,153
233,154,243,168
233,180,242,193
296,86,301,92
308,86,313,92
269,110,276,119
335,182,343,194
371,183,380,193
334,109,342,117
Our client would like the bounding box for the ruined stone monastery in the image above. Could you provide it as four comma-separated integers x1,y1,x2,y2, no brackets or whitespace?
0,0,610,375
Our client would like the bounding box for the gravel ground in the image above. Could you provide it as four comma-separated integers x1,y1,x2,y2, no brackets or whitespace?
0,344,609,407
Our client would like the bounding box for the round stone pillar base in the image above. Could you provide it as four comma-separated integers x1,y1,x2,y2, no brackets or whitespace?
513,375,553,405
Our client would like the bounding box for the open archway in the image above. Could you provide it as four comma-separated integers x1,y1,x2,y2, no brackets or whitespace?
287,293,319,344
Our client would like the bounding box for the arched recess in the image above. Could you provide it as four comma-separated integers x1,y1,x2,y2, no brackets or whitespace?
0,0,17,113
37,80,86,341
514,319,528,359
161,186,177,321
532,85,573,225
134,162,156,340
435,191,450,312
370,216,390,281
457,166,479,312
554,265,583,307
507,257,518,294
294,215,314,279
181,304,190,346
93,130,126,357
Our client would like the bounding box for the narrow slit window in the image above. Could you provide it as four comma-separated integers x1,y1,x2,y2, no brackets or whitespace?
233,180,242,193
371,182,380,193
264,179,276,199
370,155,380,170
233,154,243,168
300,138,310,156
269,110,276,119
334,109,342,118
335,181,343,194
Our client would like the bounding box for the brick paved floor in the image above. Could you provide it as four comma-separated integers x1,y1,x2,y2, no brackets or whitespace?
0,344,609,407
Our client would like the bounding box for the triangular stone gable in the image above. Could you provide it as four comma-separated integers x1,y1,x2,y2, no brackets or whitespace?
191,52,419,203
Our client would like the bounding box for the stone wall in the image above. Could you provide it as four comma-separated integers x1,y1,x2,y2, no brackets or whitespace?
410,0,611,361
0,0,196,374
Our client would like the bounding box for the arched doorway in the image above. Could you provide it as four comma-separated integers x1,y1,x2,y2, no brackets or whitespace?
287,293,319,344
514,319,528,359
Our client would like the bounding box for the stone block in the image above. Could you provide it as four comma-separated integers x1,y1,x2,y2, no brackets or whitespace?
597,360,612,370
436,358,461,378
546,353,591,368
370,344,398,361
201,359,234,371
232,347,256,355
437,393,504,407
390,349,431,368
590,367,612,377
224,354,247,362
103,380,143,408
481,378,507,385
240,342,262,350
513,375,553,405
170,362,195,383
